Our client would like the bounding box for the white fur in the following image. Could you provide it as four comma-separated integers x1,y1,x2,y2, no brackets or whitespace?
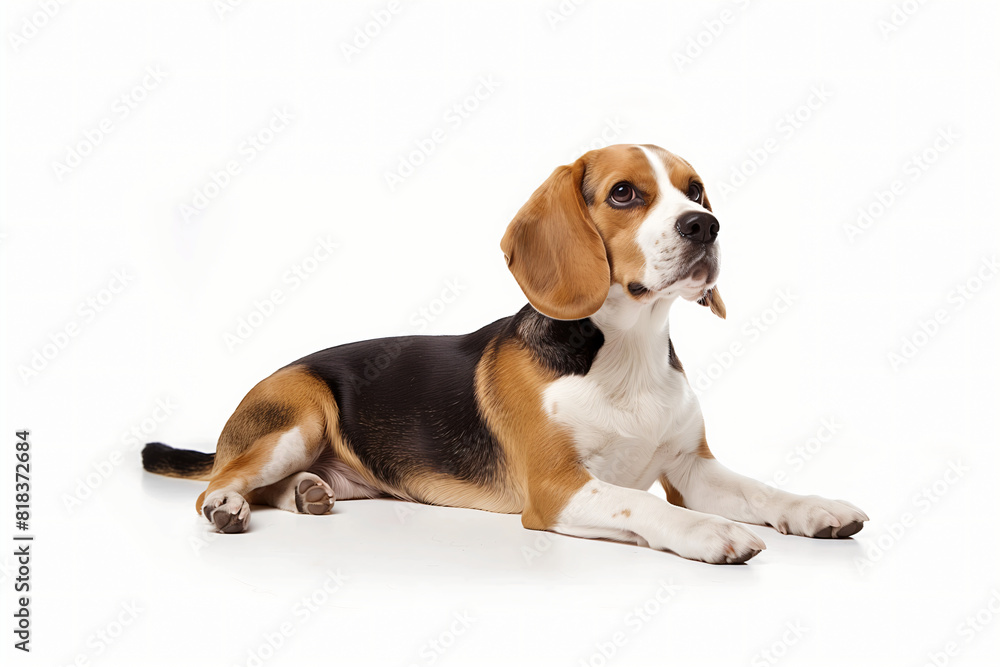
635,145,715,298
546,291,867,561
542,146,868,562
543,144,714,489
201,426,316,531
672,457,869,537
552,478,767,564
254,426,310,486
252,471,336,514
544,292,701,489
543,291,764,563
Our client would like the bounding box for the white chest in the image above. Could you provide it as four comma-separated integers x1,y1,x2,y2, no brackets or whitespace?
542,322,703,490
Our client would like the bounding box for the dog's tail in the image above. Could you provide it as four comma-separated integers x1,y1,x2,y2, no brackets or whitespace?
142,442,215,481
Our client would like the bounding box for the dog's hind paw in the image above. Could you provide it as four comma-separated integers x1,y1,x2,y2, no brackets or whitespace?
294,474,336,515
202,492,251,533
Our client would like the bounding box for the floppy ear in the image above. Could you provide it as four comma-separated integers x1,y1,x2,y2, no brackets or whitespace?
698,288,726,319
500,158,610,320
695,187,726,318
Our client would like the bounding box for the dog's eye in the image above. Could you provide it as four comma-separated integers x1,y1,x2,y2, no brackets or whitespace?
609,182,637,206
687,182,703,204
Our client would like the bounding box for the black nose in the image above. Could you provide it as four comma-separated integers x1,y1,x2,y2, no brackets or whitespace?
676,211,720,244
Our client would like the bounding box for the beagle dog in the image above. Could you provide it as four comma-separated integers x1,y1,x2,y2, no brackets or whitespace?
143,143,868,564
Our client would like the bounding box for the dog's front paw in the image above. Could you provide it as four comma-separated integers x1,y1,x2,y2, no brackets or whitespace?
202,491,251,533
771,496,868,539
672,516,767,564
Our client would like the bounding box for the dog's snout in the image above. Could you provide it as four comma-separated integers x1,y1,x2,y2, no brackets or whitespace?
676,211,719,244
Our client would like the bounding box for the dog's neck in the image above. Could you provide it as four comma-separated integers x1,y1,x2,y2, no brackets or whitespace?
591,287,676,341
558,286,683,399
511,287,678,379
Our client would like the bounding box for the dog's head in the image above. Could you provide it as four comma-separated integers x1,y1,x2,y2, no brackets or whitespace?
501,143,725,320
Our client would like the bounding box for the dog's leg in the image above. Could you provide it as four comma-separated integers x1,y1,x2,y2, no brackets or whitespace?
662,449,869,539
527,473,766,564
247,471,336,516
197,419,329,533
195,366,339,533
481,341,763,563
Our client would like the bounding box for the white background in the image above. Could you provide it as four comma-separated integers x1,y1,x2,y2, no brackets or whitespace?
3,1,999,666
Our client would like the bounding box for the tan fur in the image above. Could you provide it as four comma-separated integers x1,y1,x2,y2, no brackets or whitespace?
580,145,658,293
475,339,591,530
501,159,610,320
641,144,702,200
699,287,727,319
152,464,213,482
697,429,715,459
501,144,717,317
185,143,726,537
195,366,330,512
405,474,522,514
197,361,535,517
194,360,533,517
641,144,727,318
659,475,686,507
489,144,723,527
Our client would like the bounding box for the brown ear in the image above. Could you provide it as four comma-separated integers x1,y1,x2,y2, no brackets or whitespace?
694,186,725,318
500,159,610,320
698,287,726,319
701,188,713,214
